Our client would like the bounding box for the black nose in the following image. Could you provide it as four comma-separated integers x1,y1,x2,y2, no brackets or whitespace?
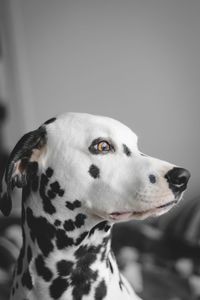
165,167,191,194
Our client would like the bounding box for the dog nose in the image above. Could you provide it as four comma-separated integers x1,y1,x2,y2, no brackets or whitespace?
165,167,190,193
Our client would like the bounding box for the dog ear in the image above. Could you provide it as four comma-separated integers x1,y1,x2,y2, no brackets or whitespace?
0,126,47,216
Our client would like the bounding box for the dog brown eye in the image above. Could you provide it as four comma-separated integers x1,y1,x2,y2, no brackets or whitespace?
89,138,114,154
96,141,111,152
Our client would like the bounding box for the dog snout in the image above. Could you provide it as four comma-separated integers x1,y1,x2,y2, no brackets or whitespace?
165,167,191,194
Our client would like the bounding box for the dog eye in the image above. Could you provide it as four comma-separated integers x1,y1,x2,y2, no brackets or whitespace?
89,139,114,154
96,141,111,153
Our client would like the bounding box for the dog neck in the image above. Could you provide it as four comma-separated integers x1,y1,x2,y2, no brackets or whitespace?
22,199,112,260
12,186,117,299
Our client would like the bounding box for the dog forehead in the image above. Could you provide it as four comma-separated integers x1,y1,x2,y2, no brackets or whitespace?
49,112,138,147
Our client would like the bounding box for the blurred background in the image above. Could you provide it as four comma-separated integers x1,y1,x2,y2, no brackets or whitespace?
0,0,200,299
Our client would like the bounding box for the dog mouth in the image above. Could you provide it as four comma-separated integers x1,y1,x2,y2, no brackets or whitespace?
109,200,178,221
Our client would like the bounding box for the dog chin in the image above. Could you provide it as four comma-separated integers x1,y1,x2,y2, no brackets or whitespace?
107,198,180,221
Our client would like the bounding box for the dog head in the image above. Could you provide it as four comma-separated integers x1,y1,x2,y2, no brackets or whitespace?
0,113,190,222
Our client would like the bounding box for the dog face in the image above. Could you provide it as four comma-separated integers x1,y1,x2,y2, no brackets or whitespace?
0,113,190,221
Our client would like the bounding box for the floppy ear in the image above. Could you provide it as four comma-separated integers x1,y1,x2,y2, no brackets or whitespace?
0,126,47,216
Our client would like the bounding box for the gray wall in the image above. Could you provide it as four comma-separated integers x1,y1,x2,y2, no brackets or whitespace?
2,0,200,199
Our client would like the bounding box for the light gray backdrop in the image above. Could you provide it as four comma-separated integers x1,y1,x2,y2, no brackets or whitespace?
1,0,200,200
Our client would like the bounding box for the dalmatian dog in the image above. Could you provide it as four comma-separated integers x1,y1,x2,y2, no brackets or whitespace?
0,112,190,300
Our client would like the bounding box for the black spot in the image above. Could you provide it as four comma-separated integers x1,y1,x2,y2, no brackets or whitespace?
65,201,74,210
63,219,75,231
46,167,54,178
89,221,109,237
49,277,68,299
71,267,97,299
21,268,33,290
54,219,61,227
28,161,38,174
35,254,53,282
75,214,87,228
39,172,56,214
95,279,107,300
27,162,39,192
23,184,31,203
57,260,73,277
71,244,104,298
101,237,111,262
149,174,156,184
27,245,32,263
89,164,100,179
44,117,56,125
74,199,81,207
75,245,101,268
72,283,91,300
101,250,107,262
65,200,81,210
56,229,74,249
71,268,92,286
75,231,89,245
118,275,130,294
48,181,64,198
119,274,124,290
16,282,19,289
39,168,65,215
75,244,101,260
108,259,113,273
105,224,111,232
123,144,131,157
26,207,55,256
75,249,98,273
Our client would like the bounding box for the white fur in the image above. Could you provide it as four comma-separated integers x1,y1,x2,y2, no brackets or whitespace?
44,112,180,222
